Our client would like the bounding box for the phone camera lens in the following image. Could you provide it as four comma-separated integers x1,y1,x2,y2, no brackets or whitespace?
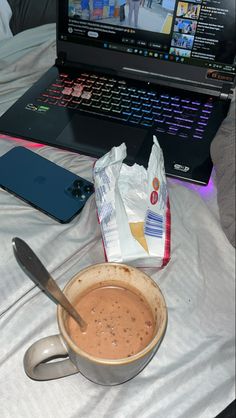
84,185,94,193
72,188,82,198
73,179,83,189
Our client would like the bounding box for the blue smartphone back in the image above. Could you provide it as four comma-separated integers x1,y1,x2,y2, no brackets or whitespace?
0,147,94,223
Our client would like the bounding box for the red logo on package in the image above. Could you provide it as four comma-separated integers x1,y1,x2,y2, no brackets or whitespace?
152,177,160,191
150,191,158,204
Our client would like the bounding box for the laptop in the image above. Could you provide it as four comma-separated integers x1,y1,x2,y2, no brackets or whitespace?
0,0,235,185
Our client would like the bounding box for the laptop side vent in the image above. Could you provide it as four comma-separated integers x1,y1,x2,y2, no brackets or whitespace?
219,84,233,100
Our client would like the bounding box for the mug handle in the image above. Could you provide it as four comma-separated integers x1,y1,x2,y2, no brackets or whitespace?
23,334,79,380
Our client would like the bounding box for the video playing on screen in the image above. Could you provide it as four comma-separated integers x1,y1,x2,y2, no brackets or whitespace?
68,0,176,34
63,0,235,71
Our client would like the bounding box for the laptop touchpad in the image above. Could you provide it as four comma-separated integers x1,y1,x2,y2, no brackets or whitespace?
56,114,148,162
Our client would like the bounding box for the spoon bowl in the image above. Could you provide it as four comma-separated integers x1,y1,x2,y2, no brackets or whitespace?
12,237,87,332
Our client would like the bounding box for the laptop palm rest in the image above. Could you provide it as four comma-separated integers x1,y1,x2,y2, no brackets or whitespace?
56,113,149,163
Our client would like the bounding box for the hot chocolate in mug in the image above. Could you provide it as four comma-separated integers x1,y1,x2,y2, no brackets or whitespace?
24,263,167,385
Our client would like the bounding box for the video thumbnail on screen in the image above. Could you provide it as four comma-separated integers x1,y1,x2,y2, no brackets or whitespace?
68,0,177,34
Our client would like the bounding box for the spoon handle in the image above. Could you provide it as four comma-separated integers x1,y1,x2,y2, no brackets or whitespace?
12,237,87,331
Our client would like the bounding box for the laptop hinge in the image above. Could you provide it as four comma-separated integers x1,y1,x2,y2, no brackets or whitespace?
55,52,67,66
122,67,234,98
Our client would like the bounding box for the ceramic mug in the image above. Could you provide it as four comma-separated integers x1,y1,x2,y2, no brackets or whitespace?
24,263,167,385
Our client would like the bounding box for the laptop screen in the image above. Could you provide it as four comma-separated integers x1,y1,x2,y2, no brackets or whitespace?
58,0,236,84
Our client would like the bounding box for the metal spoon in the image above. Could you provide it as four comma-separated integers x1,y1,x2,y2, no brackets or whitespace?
12,237,87,332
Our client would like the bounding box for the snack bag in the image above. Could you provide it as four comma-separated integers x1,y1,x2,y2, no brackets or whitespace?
93,136,171,268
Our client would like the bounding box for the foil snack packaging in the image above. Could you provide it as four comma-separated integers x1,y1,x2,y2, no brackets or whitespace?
93,136,171,268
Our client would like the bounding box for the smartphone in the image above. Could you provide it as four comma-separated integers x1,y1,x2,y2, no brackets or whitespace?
0,146,94,223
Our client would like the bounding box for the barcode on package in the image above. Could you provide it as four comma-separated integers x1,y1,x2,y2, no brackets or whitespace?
144,209,163,238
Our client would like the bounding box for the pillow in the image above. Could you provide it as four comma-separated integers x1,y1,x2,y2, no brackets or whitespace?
7,0,56,35
210,96,235,247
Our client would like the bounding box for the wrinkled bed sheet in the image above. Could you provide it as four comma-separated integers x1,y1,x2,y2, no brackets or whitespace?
0,24,235,418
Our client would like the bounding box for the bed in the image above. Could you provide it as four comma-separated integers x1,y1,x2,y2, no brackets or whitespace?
0,23,235,418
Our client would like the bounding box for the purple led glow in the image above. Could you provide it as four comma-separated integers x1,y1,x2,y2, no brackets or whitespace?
168,173,215,200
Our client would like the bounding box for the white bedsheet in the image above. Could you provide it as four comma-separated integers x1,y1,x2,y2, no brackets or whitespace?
0,25,235,418
0,0,12,40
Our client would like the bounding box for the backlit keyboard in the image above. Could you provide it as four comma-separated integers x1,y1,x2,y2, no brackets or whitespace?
36,71,215,140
